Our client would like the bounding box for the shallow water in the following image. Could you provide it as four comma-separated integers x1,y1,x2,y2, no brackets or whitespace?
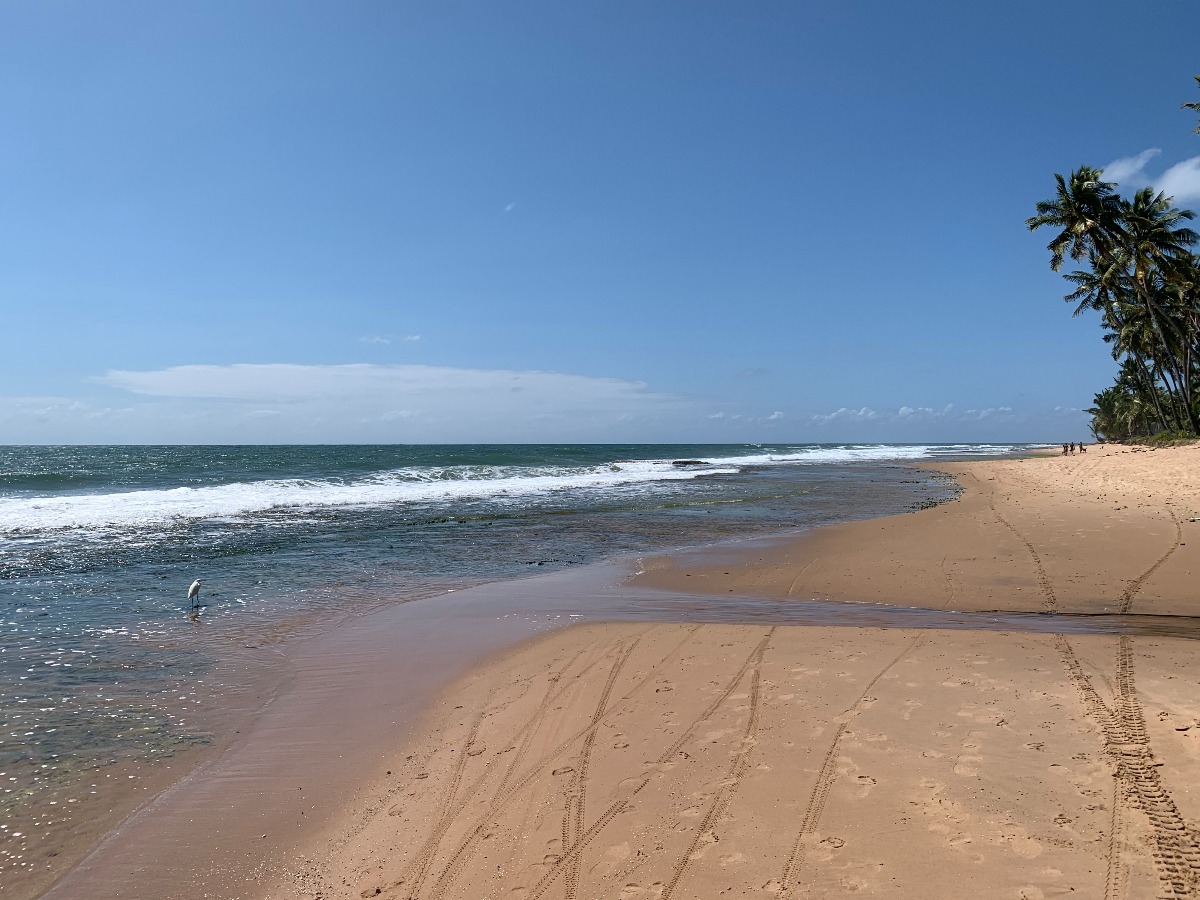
608,592,1200,639
391,558,1200,642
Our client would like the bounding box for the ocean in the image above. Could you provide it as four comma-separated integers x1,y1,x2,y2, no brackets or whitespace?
0,442,1030,889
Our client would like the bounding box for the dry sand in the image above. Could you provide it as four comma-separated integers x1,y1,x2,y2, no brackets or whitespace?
267,445,1200,900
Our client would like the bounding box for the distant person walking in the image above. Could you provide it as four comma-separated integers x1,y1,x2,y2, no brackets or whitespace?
1079,441,1086,453
1062,443,1069,455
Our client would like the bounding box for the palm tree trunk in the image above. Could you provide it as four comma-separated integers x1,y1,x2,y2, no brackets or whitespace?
1134,354,1172,431
1134,277,1200,432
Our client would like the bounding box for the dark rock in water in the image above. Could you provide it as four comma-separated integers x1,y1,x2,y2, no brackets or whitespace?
671,459,708,467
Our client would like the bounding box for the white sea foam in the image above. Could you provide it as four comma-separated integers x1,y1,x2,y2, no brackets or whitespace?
0,444,1026,535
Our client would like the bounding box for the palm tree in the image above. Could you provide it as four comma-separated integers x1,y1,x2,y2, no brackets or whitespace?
1034,79,1200,440
1117,189,1199,430
1025,167,1123,271
1185,75,1200,133
1031,174,1200,433
1063,249,1124,316
1102,300,1173,431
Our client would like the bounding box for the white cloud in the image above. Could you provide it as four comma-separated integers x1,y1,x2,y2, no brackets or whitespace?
58,363,701,442
360,334,421,345
2,369,1090,444
1157,156,1200,203
1100,148,1200,204
811,403,1022,425
810,406,879,423
1101,148,1161,184
95,364,671,407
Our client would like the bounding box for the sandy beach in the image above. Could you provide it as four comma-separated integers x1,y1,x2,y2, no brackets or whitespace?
38,445,1200,900
258,445,1200,900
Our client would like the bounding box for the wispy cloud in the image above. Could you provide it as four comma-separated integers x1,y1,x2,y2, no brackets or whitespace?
2,370,1088,444
810,406,880,423
808,403,1083,432
1157,156,1200,203
706,409,784,425
73,363,700,442
1101,148,1200,203
360,334,421,345
1101,148,1161,184
504,202,516,213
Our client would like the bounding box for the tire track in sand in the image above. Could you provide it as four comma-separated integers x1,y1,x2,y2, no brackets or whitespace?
381,647,597,900
1108,635,1200,897
421,639,639,900
561,642,638,900
525,629,776,900
494,642,612,798
419,626,702,900
987,495,1058,612
661,643,767,900
1116,506,1181,614
1104,776,1129,900
988,478,1200,899
777,635,924,899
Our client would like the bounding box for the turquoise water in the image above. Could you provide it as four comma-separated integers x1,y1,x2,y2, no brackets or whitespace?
0,442,1028,882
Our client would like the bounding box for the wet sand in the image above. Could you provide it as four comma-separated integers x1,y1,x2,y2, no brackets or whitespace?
43,444,1200,899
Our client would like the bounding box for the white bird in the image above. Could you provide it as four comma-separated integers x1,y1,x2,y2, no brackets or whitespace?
188,579,202,608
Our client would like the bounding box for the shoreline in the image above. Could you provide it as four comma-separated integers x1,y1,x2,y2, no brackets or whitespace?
266,444,1200,899
635,445,1198,615
8,443,965,898
39,444,1200,898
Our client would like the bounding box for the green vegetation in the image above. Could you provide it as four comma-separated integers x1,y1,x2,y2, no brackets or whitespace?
1028,77,1200,442
1186,76,1200,134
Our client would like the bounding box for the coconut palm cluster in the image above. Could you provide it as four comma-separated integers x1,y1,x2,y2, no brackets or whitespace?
1028,77,1200,442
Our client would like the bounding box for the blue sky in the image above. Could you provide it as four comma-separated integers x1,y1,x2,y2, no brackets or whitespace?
2,1,1199,443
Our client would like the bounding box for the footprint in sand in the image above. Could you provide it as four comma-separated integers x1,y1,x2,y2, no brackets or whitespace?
999,824,1044,858
619,882,664,898
954,732,984,776
954,756,982,776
